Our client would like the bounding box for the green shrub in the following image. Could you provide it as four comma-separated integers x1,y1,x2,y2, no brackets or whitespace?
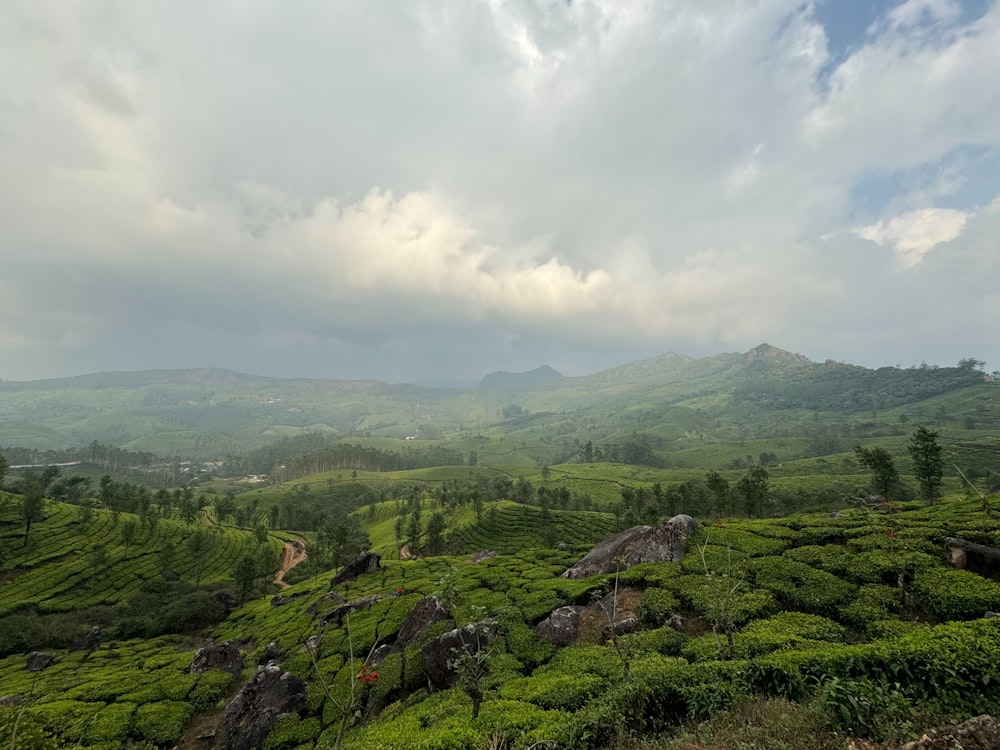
672,576,776,626
819,676,914,742
28,700,102,740
263,714,320,750
637,588,679,626
498,672,602,710
133,701,194,744
838,584,901,630
189,669,235,711
750,557,857,617
911,568,1000,620
503,620,555,669
84,702,136,743
0,707,57,750
621,626,687,656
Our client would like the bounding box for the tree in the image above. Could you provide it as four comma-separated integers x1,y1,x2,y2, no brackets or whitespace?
907,426,944,505
854,445,900,500
425,511,447,555
0,453,7,487
187,529,212,584
234,553,258,604
20,471,46,546
737,466,770,518
705,471,731,518
120,519,138,559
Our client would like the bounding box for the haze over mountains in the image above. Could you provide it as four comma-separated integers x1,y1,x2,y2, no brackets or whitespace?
0,344,994,465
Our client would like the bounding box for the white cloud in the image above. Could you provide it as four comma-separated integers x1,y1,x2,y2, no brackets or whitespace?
0,0,998,380
854,207,971,269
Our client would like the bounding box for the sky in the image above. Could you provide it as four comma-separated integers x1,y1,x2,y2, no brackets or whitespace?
1,0,998,384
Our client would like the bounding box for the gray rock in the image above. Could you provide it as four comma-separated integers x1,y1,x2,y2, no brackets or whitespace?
191,640,245,677
395,596,451,651
262,641,281,663
470,550,497,563
330,551,381,588
535,606,586,646
320,593,391,627
561,515,699,579
899,714,1000,750
25,652,54,672
223,663,307,750
420,620,497,691
72,626,101,652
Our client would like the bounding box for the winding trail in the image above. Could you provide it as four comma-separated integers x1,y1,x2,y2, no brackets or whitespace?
274,536,308,589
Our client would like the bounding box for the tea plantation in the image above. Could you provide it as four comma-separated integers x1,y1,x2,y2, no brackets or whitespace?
5,491,1000,749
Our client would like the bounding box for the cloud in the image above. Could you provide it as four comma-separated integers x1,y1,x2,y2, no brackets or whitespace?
854,207,971,268
0,0,998,382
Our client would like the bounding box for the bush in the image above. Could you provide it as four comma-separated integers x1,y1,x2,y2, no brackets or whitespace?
819,676,913,742
498,672,603,710
750,557,857,617
637,588,679,626
84,702,136,743
911,568,1000,620
263,714,321,750
133,701,194,744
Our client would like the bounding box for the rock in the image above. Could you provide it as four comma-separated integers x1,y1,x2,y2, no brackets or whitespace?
561,515,699,579
26,652,54,672
306,591,346,616
395,596,451,651
558,542,568,551
223,663,307,750
261,641,281,663
420,620,497,691
898,714,1000,750
270,593,302,607
470,550,497,563
368,644,395,667
535,606,586,646
320,594,392,627
330,551,381,588
0,694,25,707
191,640,245,677
72,626,101,652
985,612,1000,619
303,635,322,653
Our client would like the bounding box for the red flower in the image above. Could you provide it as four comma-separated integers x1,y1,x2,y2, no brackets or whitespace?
357,665,379,684
716,519,723,526
396,588,406,595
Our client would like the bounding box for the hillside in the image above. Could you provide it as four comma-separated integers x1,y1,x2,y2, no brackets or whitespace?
0,347,996,470
5,492,1000,749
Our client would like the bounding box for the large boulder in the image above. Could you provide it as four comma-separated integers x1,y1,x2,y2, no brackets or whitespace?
320,593,392,627
190,640,245,677
561,515,699,579
330,551,381,588
25,652,54,672
223,663,307,750
420,620,497,691
898,714,1000,750
534,606,586,646
395,596,451,651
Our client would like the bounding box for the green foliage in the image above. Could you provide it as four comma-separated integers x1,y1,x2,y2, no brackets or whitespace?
263,714,321,750
819,676,914,741
498,672,603,710
637,587,680,626
0,707,58,750
133,701,194,744
750,556,857,616
83,702,136,743
911,568,1000,620
672,575,776,626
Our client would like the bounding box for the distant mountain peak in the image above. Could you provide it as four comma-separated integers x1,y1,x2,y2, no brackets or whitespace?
478,365,563,389
743,343,812,365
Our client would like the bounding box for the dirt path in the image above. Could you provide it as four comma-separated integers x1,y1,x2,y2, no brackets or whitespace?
274,536,307,589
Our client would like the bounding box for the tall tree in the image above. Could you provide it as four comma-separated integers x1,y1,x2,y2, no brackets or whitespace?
907,426,944,505
20,471,46,546
854,445,899,500
736,466,770,518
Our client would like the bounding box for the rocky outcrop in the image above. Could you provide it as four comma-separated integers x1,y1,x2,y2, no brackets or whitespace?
471,550,497,563
945,538,1000,576
395,596,451,651
223,663,307,750
534,606,586,646
320,593,393,627
561,514,699,579
191,640,245,677
25,652,54,672
330,551,381,588
72,626,101,652
898,714,1000,749
420,620,496,691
